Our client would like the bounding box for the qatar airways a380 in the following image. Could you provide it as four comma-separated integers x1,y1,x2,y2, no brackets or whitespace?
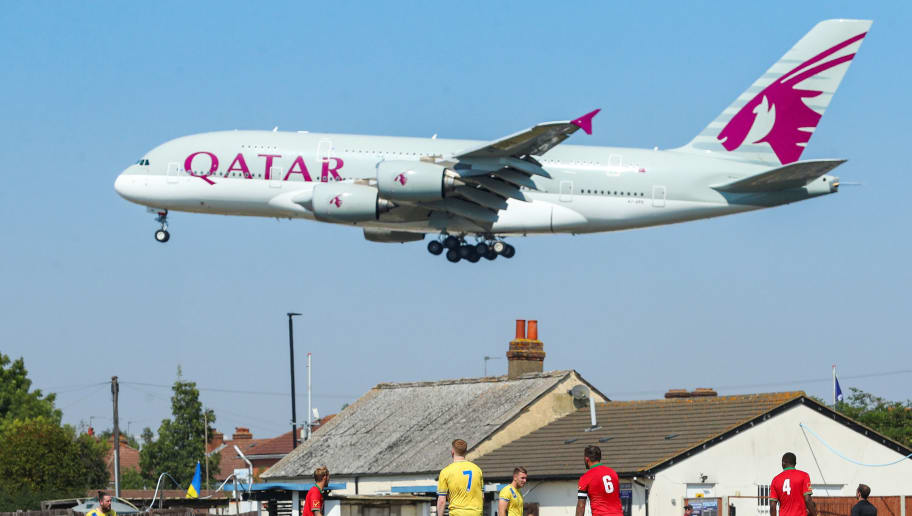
115,19,870,263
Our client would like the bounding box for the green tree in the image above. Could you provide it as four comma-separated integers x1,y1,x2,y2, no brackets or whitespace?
835,388,912,447
0,353,61,424
0,417,107,510
139,371,220,487
120,468,147,490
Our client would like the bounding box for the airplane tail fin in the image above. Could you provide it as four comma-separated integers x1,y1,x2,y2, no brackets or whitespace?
677,19,871,165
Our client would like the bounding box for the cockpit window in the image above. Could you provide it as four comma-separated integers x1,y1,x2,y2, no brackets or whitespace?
135,159,150,166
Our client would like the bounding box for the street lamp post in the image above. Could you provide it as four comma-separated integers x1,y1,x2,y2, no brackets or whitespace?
287,312,302,449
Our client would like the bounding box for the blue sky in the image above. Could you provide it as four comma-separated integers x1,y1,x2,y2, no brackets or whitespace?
1,2,909,439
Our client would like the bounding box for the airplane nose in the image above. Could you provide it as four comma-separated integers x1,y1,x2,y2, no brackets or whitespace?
114,173,129,198
114,169,142,200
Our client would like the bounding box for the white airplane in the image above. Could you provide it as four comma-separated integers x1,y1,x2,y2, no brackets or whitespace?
115,19,870,263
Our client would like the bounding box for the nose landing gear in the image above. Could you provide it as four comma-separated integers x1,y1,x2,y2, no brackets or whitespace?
153,210,170,243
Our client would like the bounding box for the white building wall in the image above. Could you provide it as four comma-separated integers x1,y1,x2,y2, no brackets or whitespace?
649,403,912,516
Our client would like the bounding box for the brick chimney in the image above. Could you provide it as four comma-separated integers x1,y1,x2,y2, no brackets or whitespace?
691,388,718,397
208,431,224,452
506,319,545,378
664,389,691,399
232,427,253,440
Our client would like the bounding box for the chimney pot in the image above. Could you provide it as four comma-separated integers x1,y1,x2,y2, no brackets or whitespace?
515,319,526,339
528,320,538,340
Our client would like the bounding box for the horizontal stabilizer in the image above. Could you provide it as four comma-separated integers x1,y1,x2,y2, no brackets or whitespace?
712,159,846,193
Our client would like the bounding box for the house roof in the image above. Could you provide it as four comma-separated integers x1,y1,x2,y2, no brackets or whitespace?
263,370,585,478
214,437,272,479
105,436,140,474
475,391,808,479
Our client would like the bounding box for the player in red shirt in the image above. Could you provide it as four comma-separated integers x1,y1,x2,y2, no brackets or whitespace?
576,445,623,516
770,452,816,516
303,466,330,516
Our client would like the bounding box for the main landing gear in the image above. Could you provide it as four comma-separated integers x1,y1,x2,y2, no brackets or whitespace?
427,234,515,263
153,210,170,243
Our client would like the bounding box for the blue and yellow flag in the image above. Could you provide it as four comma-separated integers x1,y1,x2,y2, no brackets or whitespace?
186,461,202,498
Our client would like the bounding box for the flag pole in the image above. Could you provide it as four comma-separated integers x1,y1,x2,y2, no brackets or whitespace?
832,364,837,406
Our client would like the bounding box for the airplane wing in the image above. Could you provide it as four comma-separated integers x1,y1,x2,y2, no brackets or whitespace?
423,109,600,226
712,159,846,193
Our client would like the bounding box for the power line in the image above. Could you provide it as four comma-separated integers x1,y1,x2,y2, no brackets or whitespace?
610,369,912,397
120,380,357,399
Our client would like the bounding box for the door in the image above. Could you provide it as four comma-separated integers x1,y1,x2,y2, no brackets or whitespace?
317,138,333,182
167,162,180,184
269,165,283,188
560,180,573,202
652,185,666,207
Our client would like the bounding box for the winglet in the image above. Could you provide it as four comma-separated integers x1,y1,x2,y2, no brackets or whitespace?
570,109,600,135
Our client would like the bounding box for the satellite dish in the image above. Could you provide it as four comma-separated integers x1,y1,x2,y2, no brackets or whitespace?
571,384,590,400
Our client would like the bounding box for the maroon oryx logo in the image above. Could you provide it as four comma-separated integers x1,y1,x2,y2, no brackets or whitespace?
394,172,408,186
716,32,867,165
329,195,343,208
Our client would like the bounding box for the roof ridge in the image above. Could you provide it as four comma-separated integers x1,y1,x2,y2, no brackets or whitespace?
374,370,571,389
597,391,805,406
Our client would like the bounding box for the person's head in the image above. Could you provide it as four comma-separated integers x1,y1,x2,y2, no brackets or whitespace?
683,504,693,515
97,491,112,513
583,445,602,468
781,452,797,469
314,466,330,486
856,484,871,500
512,467,528,488
451,439,468,459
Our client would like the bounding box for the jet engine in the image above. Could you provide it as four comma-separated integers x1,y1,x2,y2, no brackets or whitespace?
301,183,395,222
376,160,461,202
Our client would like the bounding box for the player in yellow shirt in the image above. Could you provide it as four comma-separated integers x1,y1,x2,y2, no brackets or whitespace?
437,439,484,516
498,467,528,516
87,491,116,516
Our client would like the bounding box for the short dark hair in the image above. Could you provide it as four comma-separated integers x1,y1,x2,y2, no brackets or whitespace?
857,484,871,499
782,452,796,466
684,505,693,510
513,466,527,476
452,439,468,456
584,445,601,462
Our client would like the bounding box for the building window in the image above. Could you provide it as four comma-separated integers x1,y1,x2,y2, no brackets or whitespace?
758,484,770,510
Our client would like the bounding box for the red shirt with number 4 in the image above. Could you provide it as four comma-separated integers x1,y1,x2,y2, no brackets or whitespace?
577,464,623,516
770,468,812,516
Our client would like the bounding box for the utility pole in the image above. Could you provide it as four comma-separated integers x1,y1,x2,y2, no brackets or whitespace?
307,352,312,441
203,409,210,492
111,376,121,498
287,312,302,449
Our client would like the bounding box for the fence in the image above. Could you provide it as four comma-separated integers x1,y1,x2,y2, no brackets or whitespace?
2,511,256,516
815,496,903,516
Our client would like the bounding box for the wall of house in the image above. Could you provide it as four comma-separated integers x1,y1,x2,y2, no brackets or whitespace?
646,403,912,516
469,374,608,460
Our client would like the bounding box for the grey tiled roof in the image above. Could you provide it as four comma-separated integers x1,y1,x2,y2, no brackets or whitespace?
263,370,577,478
474,392,805,479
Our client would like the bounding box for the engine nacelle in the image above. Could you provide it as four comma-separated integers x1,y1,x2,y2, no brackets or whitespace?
376,160,460,202
303,183,395,222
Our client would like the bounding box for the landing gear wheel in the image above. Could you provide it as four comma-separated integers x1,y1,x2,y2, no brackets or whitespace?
446,249,461,263
475,242,489,255
502,244,515,258
458,245,473,259
492,241,506,254
154,229,170,243
484,249,498,260
466,249,480,263
444,236,460,249
428,240,444,255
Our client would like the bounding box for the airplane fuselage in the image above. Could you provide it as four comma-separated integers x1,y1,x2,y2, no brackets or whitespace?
114,130,837,237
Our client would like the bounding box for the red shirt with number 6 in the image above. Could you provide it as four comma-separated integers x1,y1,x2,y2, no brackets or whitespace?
577,464,623,516
770,468,812,516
